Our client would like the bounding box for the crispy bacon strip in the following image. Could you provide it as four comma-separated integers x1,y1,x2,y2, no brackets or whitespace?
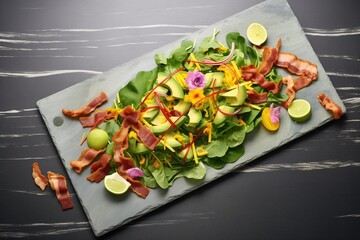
276,52,318,82
241,64,281,94
281,75,296,109
246,90,268,104
70,148,105,173
124,175,150,199
87,154,112,183
47,171,73,210
32,162,49,191
317,93,343,119
257,38,281,75
110,110,150,198
79,110,112,128
62,92,108,118
276,52,317,92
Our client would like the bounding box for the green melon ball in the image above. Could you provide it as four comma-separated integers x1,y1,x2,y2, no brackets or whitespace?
87,129,109,150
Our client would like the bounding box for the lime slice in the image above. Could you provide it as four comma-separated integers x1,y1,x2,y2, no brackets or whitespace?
104,172,131,195
288,99,312,123
246,23,267,46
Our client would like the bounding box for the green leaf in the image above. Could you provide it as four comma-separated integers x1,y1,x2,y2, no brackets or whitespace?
204,138,229,158
181,162,206,179
224,125,246,148
118,67,158,108
148,161,169,189
155,53,167,65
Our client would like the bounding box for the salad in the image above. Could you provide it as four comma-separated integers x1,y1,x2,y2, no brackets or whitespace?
62,26,323,198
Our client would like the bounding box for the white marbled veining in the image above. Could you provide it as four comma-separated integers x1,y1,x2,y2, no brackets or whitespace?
304,27,360,37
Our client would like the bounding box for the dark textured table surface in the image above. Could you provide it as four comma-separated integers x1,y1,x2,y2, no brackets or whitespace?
0,0,359,239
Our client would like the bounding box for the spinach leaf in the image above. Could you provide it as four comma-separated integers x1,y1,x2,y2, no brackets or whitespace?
181,162,206,179
118,67,158,108
224,125,246,148
204,138,228,158
148,161,169,189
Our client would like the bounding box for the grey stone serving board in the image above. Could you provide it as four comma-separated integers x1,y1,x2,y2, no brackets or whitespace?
37,0,346,236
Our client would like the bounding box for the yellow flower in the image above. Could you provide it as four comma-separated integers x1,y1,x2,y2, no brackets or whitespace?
184,88,205,109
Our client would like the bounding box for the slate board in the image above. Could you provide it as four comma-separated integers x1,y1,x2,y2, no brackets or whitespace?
37,0,346,236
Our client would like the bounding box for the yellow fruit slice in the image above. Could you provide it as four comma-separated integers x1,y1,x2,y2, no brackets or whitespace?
246,23,268,46
104,172,131,195
288,99,312,123
261,107,280,131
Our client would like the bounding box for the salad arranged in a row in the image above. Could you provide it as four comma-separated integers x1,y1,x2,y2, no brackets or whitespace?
57,25,342,199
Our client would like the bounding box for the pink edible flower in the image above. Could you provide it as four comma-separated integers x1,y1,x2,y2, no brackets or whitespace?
126,167,144,179
185,70,206,91
270,103,281,123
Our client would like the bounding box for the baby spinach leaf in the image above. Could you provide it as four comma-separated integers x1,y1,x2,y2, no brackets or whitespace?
204,138,229,158
148,161,169,189
118,67,158,108
181,162,206,179
224,125,246,148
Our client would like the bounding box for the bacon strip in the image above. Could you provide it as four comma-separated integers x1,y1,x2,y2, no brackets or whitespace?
241,64,281,94
246,90,268,104
257,38,281,75
87,154,112,183
47,171,73,210
62,92,108,118
110,108,150,198
275,52,318,90
79,110,112,128
281,75,296,109
317,93,343,119
124,175,150,199
70,148,105,173
32,162,49,191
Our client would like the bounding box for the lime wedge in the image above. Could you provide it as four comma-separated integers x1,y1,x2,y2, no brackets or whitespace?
288,99,312,123
104,172,131,195
246,23,267,46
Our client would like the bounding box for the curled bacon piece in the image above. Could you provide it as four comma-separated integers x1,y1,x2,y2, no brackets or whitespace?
87,154,112,183
281,75,296,109
275,52,318,91
47,171,73,211
79,110,112,128
241,64,281,94
246,90,268,104
257,38,281,75
124,175,150,199
317,93,343,119
62,92,108,118
70,148,105,173
32,162,49,191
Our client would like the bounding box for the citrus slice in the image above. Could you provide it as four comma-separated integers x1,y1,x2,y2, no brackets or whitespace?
87,128,109,150
246,23,268,46
261,107,280,131
104,172,131,195
288,99,312,123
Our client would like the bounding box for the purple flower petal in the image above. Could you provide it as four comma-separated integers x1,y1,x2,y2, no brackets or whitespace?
186,70,206,91
270,103,281,123
126,167,144,179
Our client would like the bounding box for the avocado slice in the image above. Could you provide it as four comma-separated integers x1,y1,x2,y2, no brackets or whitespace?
178,147,194,162
157,133,183,149
205,72,224,88
173,100,191,114
149,116,187,134
220,84,247,106
133,142,151,154
157,72,184,99
213,105,235,125
187,107,202,127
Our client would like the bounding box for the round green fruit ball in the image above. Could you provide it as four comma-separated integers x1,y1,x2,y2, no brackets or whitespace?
87,129,109,150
